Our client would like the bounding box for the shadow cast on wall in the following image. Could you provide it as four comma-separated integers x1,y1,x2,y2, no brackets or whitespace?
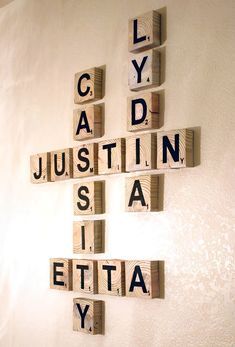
0,0,14,8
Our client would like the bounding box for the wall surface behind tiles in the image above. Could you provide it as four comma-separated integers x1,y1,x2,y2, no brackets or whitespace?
0,0,234,346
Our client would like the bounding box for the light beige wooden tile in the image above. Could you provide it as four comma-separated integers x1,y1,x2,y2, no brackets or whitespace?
73,298,103,335
125,175,159,212
128,10,161,52
128,49,160,90
73,259,98,294
50,148,73,181
127,92,159,132
73,105,102,141
125,260,160,298
157,128,194,169
73,143,98,178
73,181,104,215
50,258,72,291
98,260,125,296
74,68,103,104
30,152,51,183
98,138,125,175
126,133,157,172
73,220,104,254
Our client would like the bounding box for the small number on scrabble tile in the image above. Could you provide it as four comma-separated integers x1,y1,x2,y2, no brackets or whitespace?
50,148,73,181
50,258,72,291
73,259,98,294
30,152,51,183
125,175,159,212
126,133,157,172
73,143,98,178
73,220,104,254
98,138,125,175
98,260,125,296
128,49,160,90
157,128,194,169
128,10,161,52
73,298,103,335
125,260,160,298
73,105,102,141
74,67,103,104
127,92,159,132
73,181,105,215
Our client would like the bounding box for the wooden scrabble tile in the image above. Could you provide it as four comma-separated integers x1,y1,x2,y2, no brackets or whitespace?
126,133,157,172
125,260,160,298
125,175,159,212
50,148,73,181
73,105,102,141
98,260,125,296
128,10,161,52
74,67,103,104
157,128,194,169
73,181,104,215
98,138,125,175
73,143,98,178
73,259,98,294
30,152,51,183
50,258,72,291
128,49,160,90
73,220,104,254
73,298,103,335
127,92,159,132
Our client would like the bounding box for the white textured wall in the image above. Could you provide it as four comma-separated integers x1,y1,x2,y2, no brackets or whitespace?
0,0,235,346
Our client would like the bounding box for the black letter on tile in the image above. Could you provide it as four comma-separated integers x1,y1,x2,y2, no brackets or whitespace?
128,180,146,207
131,98,147,125
131,56,148,83
163,134,179,163
76,304,90,329
129,265,147,293
133,19,146,44
77,73,90,97
76,264,89,289
81,225,85,250
102,143,116,169
77,147,90,172
77,186,90,211
53,262,64,286
33,157,42,179
102,265,117,291
54,153,65,176
76,110,91,135
135,138,140,165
